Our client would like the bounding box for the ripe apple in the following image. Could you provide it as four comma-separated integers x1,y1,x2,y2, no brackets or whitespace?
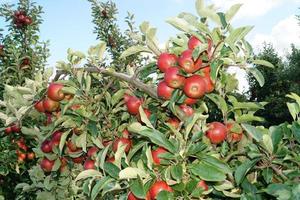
43,98,60,112
226,123,243,142
21,58,30,67
184,97,198,105
183,75,206,99
51,131,62,146
24,16,32,25
87,146,99,157
157,53,178,72
106,156,115,163
112,138,132,153
197,180,208,191
34,100,45,113
152,147,168,165
202,75,214,93
157,81,174,100
128,192,141,200
167,118,180,129
40,157,55,172
60,157,68,171
178,50,195,73
149,181,173,199
164,67,185,88
84,159,95,170
66,140,78,152
206,122,227,144
11,124,21,133
125,96,142,115
47,83,65,101
103,140,112,147
41,139,53,153
201,66,211,76
27,152,35,160
188,36,202,50
179,105,194,117
5,127,12,135
72,156,85,164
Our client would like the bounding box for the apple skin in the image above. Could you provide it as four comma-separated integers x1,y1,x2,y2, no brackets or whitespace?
197,180,208,191
84,159,95,170
11,124,21,133
157,81,175,100
164,67,185,89
178,50,195,73
41,139,53,153
188,36,202,50
167,118,180,129
157,53,178,72
27,152,35,160
66,140,78,152
179,105,194,117
183,75,206,99
51,131,63,146
125,96,142,115
106,156,115,163
34,100,45,113
203,75,214,93
47,83,65,101
5,127,12,135
152,147,168,165
128,192,151,200
226,123,243,142
40,157,55,172
72,156,85,164
206,122,227,144
112,138,132,153
122,129,130,138
149,181,173,199
87,146,99,157
43,98,60,112
184,97,198,105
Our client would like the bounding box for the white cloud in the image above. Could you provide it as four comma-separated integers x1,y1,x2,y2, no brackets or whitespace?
251,16,300,56
210,0,283,19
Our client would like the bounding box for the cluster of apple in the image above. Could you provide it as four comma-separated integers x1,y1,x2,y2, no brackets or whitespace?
156,36,214,105
14,137,35,163
34,83,65,114
13,10,32,28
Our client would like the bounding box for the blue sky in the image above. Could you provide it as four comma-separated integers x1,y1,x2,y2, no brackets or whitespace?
1,0,300,91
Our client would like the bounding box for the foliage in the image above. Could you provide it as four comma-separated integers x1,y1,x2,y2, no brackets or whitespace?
0,0,299,200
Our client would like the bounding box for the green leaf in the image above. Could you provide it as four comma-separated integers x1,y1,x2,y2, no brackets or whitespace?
91,177,112,200
236,114,264,123
286,102,300,121
130,178,147,199
103,162,120,179
269,126,283,152
61,86,77,95
225,4,242,21
247,68,265,87
59,130,71,154
265,184,292,200
206,93,228,115
111,89,125,106
119,167,147,179
217,12,227,29
252,59,274,68
291,122,300,143
226,26,253,45
171,165,183,181
262,134,273,154
234,159,259,185
166,17,195,33
262,168,273,184
190,162,226,181
128,123,176,153
241,124,263,142
201,155,232,174
139,106,154,129
120,46,151,59
75,169,102,182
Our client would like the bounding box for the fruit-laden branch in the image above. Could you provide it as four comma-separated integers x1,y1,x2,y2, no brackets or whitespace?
54,66,158,99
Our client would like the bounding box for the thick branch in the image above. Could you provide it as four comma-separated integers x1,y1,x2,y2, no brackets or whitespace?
54,67,158,99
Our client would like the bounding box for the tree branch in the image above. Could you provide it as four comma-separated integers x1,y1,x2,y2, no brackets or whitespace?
54,66,158,99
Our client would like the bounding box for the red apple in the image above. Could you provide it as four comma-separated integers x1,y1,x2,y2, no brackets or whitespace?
27,152,35,160
178,50,195,73
40,157,55,172
72,156,85,164
188,36,202,50
5,127,12,135
157,81,174,100
167,118,180,129
183,75,206,99
157,53,178,72
206,122,227,144
226,123,243,142
41,139,53,153
84,159,95,170
202,75,214,93
24,16,32,25
122,129,130,138
149,181,173,199
11,124,21,133
34,100,45,113
164,67,185,89
112,138,132,153
51,131,63,146
197,180,208,191
125,96,142,115
152,147,168,165
67,140,78,152
179,105,194,117
103,140,112,147
87,146,99,157
47,83,65,101
106,156,115,163
184,97,198,105
43,98,60,112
